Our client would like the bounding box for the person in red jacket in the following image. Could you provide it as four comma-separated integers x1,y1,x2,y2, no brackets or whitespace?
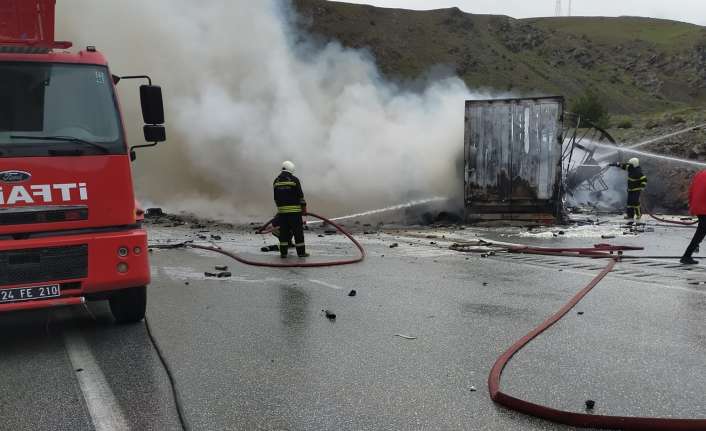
681,170,706,264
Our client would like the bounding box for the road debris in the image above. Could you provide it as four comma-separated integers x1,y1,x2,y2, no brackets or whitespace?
585,400,596,410
395,334,417,340
348,290,357,297
323,309,337,320
146,207,164,217
215,265,228,271
389,243,399,248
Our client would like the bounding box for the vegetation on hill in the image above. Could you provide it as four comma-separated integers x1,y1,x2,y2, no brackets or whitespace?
293,0,706,114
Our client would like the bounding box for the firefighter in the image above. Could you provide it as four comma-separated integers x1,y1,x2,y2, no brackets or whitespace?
681,170,706,265
274,161,308,258
608,157,647,222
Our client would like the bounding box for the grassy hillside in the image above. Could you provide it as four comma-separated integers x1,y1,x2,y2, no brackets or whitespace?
293,0,706,114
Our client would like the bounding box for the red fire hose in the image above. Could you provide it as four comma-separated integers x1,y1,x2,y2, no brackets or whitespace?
489,244,706,430
648,212,698,226
153,211,365,268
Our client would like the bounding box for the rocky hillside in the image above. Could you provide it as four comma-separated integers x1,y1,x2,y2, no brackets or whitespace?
293,0,706,114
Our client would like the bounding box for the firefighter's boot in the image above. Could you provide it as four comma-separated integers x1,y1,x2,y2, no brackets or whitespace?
296,245,309,258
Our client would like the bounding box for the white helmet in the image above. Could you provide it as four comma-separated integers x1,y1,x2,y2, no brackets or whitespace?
628,157,640,167
281,160,296,173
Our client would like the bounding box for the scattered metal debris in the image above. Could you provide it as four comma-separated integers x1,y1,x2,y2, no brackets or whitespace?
585,400,596,410
146,207,164,217
215,265,228,271
395,334,417,340
323,310,336,320
389,243,399,248
348,290,357,297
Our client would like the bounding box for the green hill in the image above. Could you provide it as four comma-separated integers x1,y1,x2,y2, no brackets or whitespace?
293,0,706,114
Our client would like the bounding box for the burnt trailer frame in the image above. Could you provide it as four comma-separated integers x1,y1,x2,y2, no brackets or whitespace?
464,96,565,223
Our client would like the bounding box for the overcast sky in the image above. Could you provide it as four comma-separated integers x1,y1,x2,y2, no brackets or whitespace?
330,0,706,26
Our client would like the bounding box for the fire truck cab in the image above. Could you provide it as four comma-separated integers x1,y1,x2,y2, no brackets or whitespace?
0,0,165,322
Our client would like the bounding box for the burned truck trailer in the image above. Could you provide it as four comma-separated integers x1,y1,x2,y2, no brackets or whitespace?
464,97,564,222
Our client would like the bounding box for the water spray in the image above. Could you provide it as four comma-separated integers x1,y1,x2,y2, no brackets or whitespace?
590,141,706,168
307,197,449,224
627,123,706,149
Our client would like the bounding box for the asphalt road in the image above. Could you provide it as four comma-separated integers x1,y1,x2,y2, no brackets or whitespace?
2,218,706,430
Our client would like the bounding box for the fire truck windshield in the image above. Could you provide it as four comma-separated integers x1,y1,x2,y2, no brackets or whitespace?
0,62,124,157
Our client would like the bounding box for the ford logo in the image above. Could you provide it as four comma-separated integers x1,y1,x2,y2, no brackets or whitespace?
0,171,31,183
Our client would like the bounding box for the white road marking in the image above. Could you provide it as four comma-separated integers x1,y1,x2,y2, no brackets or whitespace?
61,313,129,431
309,279,344,290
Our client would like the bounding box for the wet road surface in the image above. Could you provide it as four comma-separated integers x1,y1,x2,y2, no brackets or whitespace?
2,217,706,430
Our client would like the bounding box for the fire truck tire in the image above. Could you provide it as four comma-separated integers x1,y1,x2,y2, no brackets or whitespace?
109,286,147,323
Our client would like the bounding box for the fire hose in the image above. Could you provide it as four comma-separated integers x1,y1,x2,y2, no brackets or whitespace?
488,244,706,430
648,211,698,226
151,211,365,268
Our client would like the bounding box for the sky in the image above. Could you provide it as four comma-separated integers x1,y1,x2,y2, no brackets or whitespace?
331,0,706,26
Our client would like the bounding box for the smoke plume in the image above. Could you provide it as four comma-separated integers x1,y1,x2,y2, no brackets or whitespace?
56,0,482,220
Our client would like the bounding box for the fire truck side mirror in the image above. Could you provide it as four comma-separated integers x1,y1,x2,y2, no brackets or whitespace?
139,85,165,125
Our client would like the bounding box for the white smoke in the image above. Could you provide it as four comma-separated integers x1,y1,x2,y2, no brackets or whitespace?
56,0,485,220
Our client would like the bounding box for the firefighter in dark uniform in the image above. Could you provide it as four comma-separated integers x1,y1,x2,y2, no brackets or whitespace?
274,161,308,258
609,157,647,222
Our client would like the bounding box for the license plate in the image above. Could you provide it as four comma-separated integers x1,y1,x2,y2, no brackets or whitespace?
0,285,60,303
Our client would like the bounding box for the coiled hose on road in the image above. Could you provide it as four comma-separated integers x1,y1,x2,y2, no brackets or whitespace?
488,244,706,430
151,211,365,268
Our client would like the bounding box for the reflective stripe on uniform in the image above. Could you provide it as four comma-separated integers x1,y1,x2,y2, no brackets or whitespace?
278,205,302,213
628,188,645,192
274,181,297,187
279,242,289,246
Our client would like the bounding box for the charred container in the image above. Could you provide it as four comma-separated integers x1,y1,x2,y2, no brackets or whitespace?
464,97,564,223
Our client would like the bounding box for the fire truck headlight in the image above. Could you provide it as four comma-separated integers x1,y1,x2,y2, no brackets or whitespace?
117,262,129,273
118,247,129,257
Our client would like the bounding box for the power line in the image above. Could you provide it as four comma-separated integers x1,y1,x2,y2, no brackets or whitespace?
555,0,562,16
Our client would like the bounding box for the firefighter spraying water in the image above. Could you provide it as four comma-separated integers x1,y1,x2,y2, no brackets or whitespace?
607,158,647,223
273,161,309,258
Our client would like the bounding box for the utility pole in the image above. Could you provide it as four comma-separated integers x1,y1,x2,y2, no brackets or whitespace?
555,0,562,17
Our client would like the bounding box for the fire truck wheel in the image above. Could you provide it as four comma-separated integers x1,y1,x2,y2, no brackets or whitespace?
109,286,147,324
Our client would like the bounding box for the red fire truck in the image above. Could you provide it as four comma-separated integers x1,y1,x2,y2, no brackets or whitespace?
0,0,165,322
